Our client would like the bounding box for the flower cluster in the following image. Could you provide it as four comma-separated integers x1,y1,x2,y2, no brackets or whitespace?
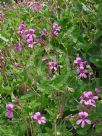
66,88,100,128
31,112,46,124
5,103,14,119
80,90,99,107
18,22,60,49
25,28,36,48
41,56,58,74
52,23,61,36
74,56,88,78
13,22,60,69
77,88,100,128
18,22,36,48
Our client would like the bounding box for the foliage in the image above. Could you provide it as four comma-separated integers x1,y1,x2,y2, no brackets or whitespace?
0,0,102,136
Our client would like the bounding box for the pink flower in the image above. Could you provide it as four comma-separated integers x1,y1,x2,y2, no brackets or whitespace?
41,28,47,35
28,41,36,48
74,57,87,66
5,103,14,119
27,38,33,44
24,30,29,35
31,112,46,124
48,61,57,70
94,88,100,95
6,103,14,112
14,44,23,51
37,35,42,42
80,91,98,107
79,62,87,70
18,22,26,34
52,23,61,36
18,22,36,49
77,68,87,78
74,57,82,65
5,111,13,119
76,111,91,128
74,56,88,79
13,62,20,67
22,28,34,38
53,23,61,31
52,31,59,36
29,29,35,35
28,44,34,48
24,34,33,40
85,91,98,100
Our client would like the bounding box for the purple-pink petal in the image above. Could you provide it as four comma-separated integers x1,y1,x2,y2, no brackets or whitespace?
81,121,85,128
85,119,91,124
41,117,46,123
95,88,100,94
76,119,82,125
5,111,13,119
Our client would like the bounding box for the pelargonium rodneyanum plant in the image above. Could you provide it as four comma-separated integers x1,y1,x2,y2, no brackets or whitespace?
0,0,102,136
